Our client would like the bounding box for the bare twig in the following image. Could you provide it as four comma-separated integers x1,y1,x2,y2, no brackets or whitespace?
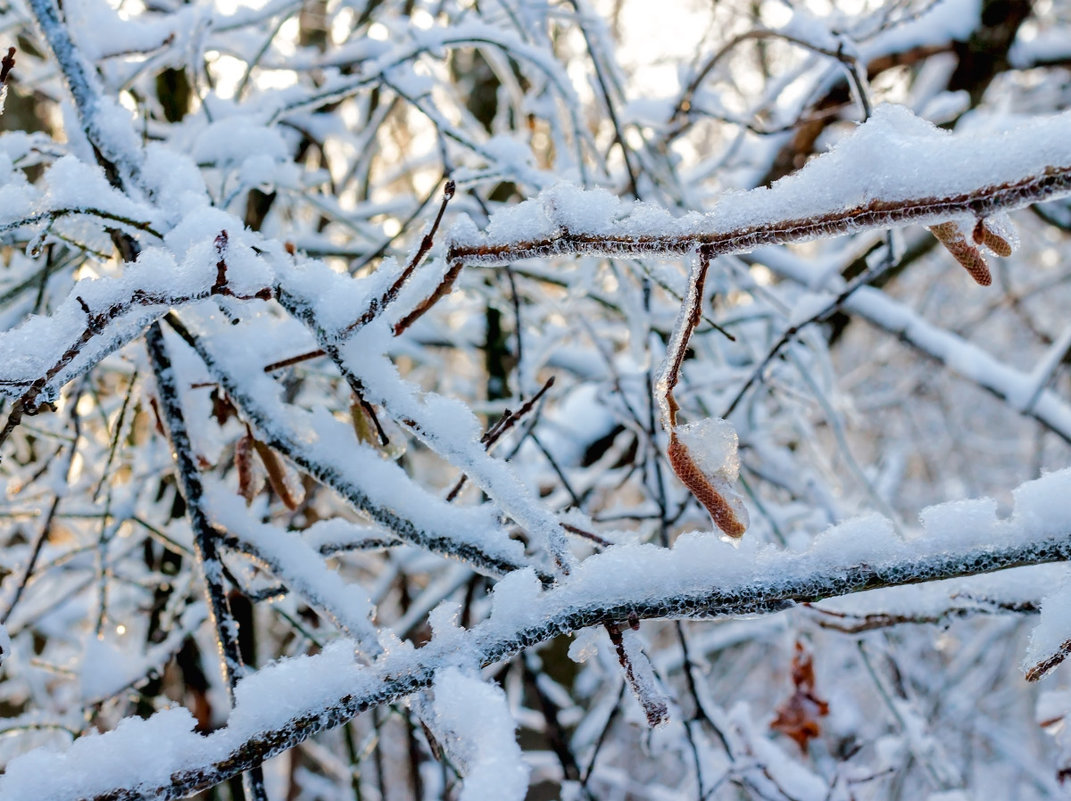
754,249,1071,444
1027,638,1071,682
264,179,457,371
353,179,456,332
605,621,669,727
392,259,465,336
807,600,1037,634
445,375,555,501
0,46,15,85
659,247,711,432
0,382,83,625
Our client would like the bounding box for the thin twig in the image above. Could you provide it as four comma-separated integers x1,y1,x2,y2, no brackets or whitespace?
722,244,899,418
660,247,712,431
604,621,669,727
0,382,83,625
445,376,555,501
265,179,456,370
392,259,465,336
350,179,456,333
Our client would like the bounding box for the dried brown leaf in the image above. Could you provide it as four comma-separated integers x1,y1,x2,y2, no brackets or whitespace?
252,439,302,510
771,641,829,753
235,430,257,506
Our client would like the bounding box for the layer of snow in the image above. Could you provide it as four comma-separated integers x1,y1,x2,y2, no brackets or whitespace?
431,667,529,801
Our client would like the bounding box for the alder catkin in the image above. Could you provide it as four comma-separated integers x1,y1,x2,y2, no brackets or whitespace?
972,218,1014,257
667,432,747,538
929,221,992,286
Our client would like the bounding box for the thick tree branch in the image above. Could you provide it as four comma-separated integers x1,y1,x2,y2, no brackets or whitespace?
272,284,572,572
12,467,1071,800
448,164,1071,266
145,323,269,801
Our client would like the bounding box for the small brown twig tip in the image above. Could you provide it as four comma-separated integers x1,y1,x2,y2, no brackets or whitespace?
972,218,1014,258
444,179,455,199
0,47,15,85
212,230,229,293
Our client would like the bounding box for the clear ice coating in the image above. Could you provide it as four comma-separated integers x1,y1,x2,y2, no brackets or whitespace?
674,417,741,484
674,417,750,533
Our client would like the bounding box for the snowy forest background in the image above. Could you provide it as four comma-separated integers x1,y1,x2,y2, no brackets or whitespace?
0,0,1070,798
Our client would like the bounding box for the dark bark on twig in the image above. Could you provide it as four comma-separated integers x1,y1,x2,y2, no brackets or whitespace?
145,323,268,801
0,46,16,85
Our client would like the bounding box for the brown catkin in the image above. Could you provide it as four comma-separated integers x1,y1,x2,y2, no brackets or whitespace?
972,219,1014,257
929,221,992,286
667,433,747,538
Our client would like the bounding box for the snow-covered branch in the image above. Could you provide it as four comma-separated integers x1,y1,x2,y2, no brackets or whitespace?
448,107,1071,266
6,467,1071,800
163,314,535,579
